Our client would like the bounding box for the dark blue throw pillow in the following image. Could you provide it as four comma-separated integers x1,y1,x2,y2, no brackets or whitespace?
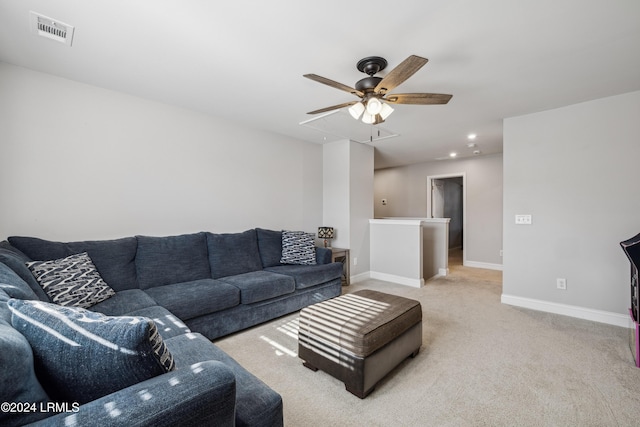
8,299,175,405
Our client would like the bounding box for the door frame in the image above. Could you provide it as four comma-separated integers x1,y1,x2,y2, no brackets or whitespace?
426,172,467,265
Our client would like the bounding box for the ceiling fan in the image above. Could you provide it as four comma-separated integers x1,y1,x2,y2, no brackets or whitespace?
304,55,452,125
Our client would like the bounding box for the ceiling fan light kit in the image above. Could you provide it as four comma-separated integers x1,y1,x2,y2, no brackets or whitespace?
366,97,383,115
379,103,394,120
304,55,452,126
362,111,376,124
348,102,365,119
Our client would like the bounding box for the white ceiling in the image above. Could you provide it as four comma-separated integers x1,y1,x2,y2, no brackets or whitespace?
1,1,639,169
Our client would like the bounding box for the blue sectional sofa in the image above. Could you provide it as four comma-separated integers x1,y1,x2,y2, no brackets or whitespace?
0,228,343,427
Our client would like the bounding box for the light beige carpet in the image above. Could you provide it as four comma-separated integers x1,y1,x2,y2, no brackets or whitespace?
216,262,640,426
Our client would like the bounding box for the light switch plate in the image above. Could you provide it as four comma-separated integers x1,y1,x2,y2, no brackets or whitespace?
515,214,532,225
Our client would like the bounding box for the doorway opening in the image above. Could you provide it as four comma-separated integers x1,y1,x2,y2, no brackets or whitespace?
427,173,466,267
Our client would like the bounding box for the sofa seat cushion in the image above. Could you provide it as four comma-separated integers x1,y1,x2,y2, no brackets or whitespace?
136,233,210,289
144,279,239,321
8,236,138,291
126,306,191,340
8,299,175,405
165,333,283,427
90,289,158,316
217,271,296,304
265,262,343,289
206,230,264,278
26,252,116,308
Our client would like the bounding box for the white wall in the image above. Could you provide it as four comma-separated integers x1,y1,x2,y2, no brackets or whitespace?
323,140,374,278
0,62,323,241
503,90,640,324
374,154,503,267
349,141,374,277
322,141,350,248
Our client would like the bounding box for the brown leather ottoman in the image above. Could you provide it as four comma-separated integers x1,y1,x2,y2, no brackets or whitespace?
298,289,422,398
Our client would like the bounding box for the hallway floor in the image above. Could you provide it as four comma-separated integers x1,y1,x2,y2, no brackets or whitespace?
446,247,502,284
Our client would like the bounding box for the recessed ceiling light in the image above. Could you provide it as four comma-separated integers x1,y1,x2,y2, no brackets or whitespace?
466,142,477,148
467,133,477,140
449,152,457,158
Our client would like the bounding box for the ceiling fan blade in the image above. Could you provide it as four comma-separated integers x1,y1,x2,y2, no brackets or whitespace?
303,74,364,97
374,55,429,95
307,101,359,115
384,93,452,105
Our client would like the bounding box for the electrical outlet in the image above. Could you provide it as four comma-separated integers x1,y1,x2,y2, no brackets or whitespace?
353,257,358,266
556,278,567,290
499,250,503,257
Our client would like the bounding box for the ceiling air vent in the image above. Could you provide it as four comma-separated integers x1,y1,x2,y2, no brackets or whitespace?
30,11,75,47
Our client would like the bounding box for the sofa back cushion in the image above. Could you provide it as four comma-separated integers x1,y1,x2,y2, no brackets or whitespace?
256,228,284,268
0,244,50,301
8,236,138,292
206,230,263,278
135,233,210,289
0,262,40,304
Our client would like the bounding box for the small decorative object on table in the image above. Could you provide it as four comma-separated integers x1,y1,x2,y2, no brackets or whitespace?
317,226,334,248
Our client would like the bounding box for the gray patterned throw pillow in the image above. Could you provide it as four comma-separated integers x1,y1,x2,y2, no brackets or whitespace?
26,252,115,308
280,230,317,265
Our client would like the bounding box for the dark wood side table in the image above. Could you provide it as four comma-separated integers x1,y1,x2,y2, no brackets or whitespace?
330,247,350,286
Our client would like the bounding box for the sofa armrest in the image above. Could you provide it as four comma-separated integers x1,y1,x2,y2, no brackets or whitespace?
315,246,332,264
27,360,236,427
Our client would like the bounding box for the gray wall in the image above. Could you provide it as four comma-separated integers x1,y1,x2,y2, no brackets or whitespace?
503,90,640,316
374,154,503,267
0,62,324,240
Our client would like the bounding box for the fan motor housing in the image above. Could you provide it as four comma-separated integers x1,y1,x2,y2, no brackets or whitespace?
355,76,382,92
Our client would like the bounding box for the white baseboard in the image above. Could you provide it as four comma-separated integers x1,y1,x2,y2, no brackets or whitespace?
501,294,629,328
464,260,503,271
349,272,370,284
369,271,424,288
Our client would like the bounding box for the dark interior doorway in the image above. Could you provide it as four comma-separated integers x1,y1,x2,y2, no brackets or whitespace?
430,176,463,250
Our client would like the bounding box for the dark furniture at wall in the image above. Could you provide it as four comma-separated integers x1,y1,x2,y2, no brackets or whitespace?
330,247,350,286
621,232,640,367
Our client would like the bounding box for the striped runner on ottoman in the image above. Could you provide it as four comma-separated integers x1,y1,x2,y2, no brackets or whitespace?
298,289,422,398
